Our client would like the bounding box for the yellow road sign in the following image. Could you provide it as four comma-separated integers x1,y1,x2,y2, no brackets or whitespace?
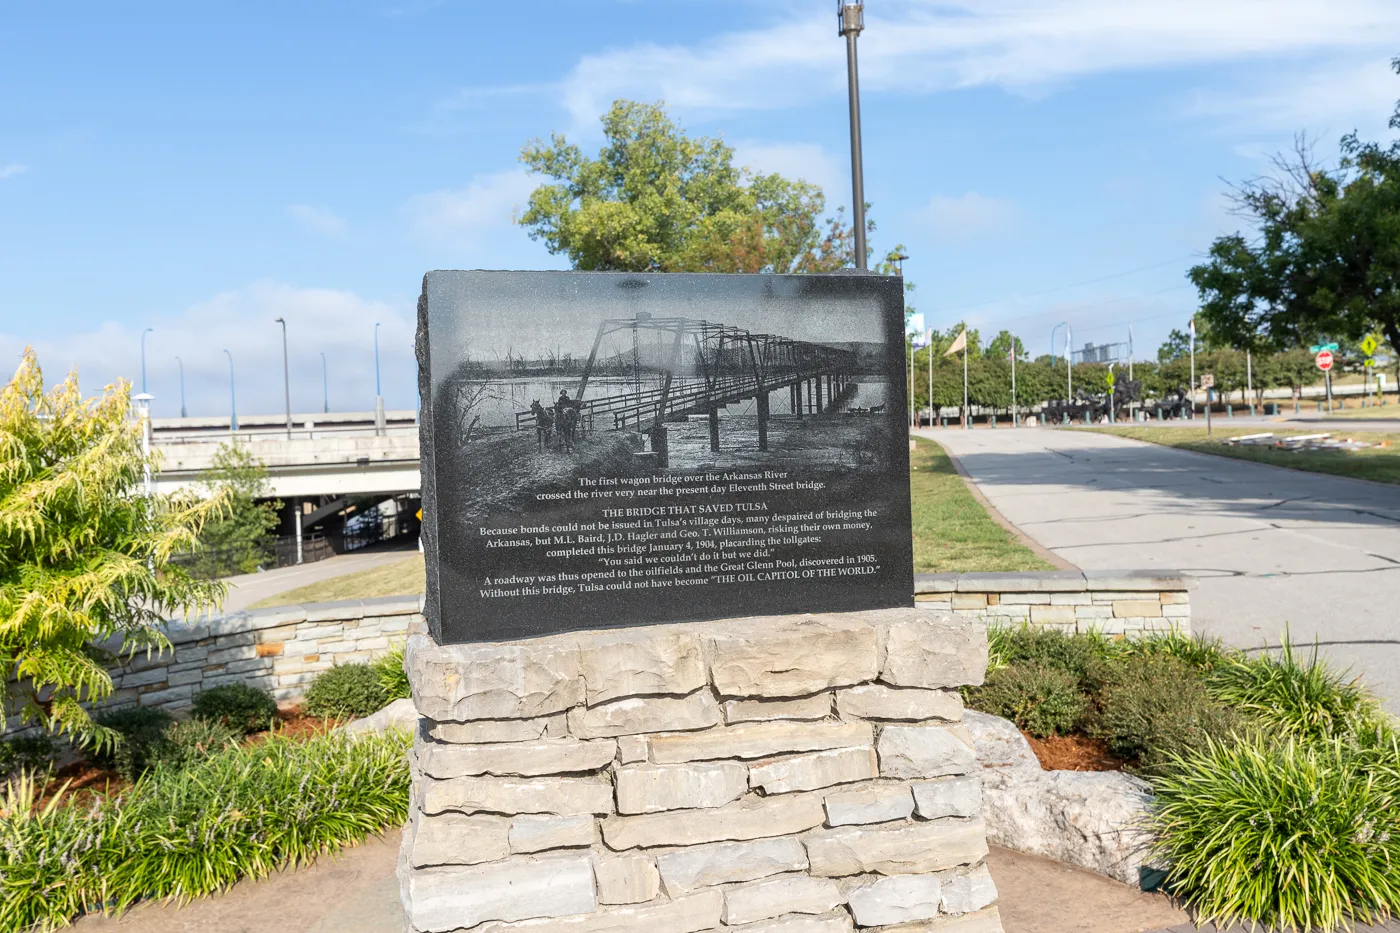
1361,334,1379,356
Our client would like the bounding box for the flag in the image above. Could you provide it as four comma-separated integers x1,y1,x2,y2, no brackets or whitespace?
1007,344,1015,363
944,328,967,357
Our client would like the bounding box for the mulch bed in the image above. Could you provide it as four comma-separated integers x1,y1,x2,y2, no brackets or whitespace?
1022,732,1128,772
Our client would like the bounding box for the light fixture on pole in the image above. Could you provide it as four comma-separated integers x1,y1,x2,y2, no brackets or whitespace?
223,349,238,434
140,327,154,395
321,351,329,414
838,1,868,271
174,356,187,418
275,317,292,439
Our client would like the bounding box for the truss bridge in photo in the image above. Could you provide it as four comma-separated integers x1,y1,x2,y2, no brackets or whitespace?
514,315,860,464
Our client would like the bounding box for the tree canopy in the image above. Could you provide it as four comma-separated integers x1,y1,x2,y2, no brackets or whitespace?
520,100,868,273
190,444,282,578
1189,59,1400,363
0,351,225,743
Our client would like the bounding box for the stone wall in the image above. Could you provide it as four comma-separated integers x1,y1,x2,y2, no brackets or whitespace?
916,571,1190,636
399,608,1002,933
3,596,425,736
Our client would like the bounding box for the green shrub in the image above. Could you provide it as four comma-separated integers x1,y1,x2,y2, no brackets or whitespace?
968,663,1088,738
89,706,176,781
986,626,1116,693
303,664,387,720
1150,732,1400,931
1093,655,1242,771
157,719,240,770
370,644,410,702
1208,636,1376,740
192,683,279,735
0,734,58,780
1116,629,1236,673
0,729,411,932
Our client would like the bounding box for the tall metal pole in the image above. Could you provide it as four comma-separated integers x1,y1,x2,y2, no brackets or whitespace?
838,2,867,270
1011,334,1017,427
1066,324,1073,404
223,349,238,434
374,322,386,436
1189,317,1197,419
140,327,154,395
133,393,153,495
1246,348,1253,414
321,351,329,414
1127,323,1134,421
962,341,969,430
276,317,292,439
927,327,933,430
174,356,187,418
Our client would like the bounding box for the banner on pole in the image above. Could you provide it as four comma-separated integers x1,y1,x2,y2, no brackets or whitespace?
944,329,967,357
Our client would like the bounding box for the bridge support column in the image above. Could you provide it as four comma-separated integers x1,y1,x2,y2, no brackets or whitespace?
815,377,824,414
791,384,802,418
649,424,669,468
709,407,720,452
756,392,769,451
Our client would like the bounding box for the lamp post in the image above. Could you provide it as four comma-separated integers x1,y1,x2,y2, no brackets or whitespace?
275,317,292,438
1066,323,1073,404
321,351,329,414
140,327,154,395
223,349,238,434
174,356,187,418
374,322,385,435
133,392,154,495
838,1,868,270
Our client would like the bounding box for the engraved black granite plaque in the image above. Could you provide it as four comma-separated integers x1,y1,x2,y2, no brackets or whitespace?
417,271,914,644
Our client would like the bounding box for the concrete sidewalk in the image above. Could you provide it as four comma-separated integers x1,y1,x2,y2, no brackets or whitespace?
220,546,417,612
68,832,1187,933
918,426,1400,711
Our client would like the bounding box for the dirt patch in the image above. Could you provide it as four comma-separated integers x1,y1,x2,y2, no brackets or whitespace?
1023,732,1128,772
244,707,341,746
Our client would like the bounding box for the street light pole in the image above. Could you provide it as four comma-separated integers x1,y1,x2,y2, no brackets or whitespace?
140,327,154,395
275,317,292,439
223,349,238,434
174,356,187,418
1066,324,1074,406
374,322,386,435
133,393,154,495
838,2,867,270
321,351,329,414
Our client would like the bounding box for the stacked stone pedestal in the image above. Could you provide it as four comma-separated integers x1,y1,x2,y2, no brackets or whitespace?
400,609,1002,933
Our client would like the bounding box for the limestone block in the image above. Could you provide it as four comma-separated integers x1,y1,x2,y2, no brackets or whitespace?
823,784,915,827
836,685,962,722
705,614,878,698
576,627,707,705
615,761,748,814
879,612,987,689
1162,605,1191,618
341,697,420,737
1074,607,1113,619
749,746,878,795
1048,593,1092,606
618,735,648,763
474,890,723,933
724,912,854,933
603,790,825,850
1029,606,1076,625
725,694,833,723
405,633,582,722
847,874,943,926
421,774,613,817
723,873,844,925
1093,591,1159,603
568,690,721,739
420,739,617,778
656,837,809,895
593,855,661,905
1082,570,1184,591
913,776,983,820
957,571,1085,594
805,818,989,877
877,906,1005,933
508,813,595,852
430,715,565,744
649,720,872,764
1160,591,1190,605
940,865,998,914
878,725,977,779
1112,600,1162,618
405,853,595,932
408,812,510,867
950,594,987,610
913,573,959,594
996,594,1049,605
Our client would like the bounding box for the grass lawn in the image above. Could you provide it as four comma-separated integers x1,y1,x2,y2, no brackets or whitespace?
1085,426,1400,485
251,553,426,608
910,436,1053,573
1312,404,1400,420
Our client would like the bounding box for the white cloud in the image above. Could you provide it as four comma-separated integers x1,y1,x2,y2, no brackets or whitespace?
926,192,1018,239
0,164,28,180
547,0,1400,129
286,203,348,236
1183,57,1399,137
404,169,535,249
731,141,845,204
1,282,415,418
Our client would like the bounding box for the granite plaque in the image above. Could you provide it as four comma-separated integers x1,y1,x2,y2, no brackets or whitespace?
418,271,914,644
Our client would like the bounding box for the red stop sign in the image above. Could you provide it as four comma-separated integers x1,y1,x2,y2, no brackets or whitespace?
1316,349,1334,371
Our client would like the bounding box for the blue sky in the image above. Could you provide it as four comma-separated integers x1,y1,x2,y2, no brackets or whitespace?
2,1,1398,417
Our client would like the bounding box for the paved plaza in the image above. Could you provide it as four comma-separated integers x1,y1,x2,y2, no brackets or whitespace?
918,426,1400,712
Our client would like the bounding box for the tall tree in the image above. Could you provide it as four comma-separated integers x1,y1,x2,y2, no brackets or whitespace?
0,351,225,742
986,330,1028,362
192,444,282,578
1189,59,1400,356
520,101,868,273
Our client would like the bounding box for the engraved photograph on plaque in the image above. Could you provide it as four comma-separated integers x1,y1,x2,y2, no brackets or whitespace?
418,271,914,644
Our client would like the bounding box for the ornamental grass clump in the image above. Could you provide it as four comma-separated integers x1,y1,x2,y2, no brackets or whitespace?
1150,732,1400,932
0,729,411,933
369,643,411,703
1208,636,1374,740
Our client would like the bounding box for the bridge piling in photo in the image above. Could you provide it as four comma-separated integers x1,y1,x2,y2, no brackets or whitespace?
708,406,720,451
756,392,769,450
